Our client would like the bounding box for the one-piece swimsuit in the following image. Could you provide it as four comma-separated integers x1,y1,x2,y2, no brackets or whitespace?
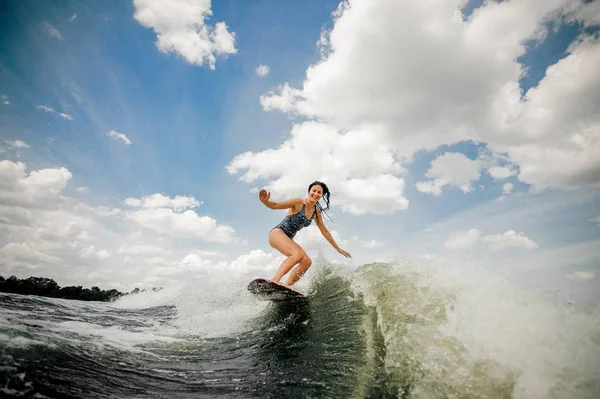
272,203,316,239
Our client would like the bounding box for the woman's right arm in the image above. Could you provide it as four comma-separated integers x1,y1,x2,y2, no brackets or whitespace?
259,189,301,210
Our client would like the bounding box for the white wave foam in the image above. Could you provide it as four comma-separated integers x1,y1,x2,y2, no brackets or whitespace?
109,259,323,339
0,333,57,349
111,283,184,309
171,274,268,338
55,320,181,351
352,258,600,398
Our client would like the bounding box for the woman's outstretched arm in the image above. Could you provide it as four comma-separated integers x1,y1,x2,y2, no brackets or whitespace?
314,210,352,258
259,189,301,210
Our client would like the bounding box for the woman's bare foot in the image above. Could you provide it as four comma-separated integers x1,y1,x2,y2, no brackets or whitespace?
270,279,288,287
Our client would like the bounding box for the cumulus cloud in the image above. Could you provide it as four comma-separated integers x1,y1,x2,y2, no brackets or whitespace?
227,121,408,215
443,228,482,250
256,64,270,77
0,182,118,285
350,236,384,249
133,0,237,69
0,160,72,208
1,94,9,105
502,183,514,194
481,230,539,251
0,242,63,267
124,193,201,211
487,166,516,180
256,0,600,191
152,249,278,280
107,130,132,145
566,270,595,281
118,244,171,257
124,194,237,243
444,228,538,251
226,249,278,275
589,215,600,225
80,246,111,260
36,105,73,121
0,161,243,290
294,225,347,253
417,152,484,196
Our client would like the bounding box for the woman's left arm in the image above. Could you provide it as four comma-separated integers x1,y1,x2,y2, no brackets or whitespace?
315,210,352,258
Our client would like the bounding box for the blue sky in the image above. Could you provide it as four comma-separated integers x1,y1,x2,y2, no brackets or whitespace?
1,0,599,303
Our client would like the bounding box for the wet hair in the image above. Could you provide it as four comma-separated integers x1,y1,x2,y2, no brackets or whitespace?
308,181,333,221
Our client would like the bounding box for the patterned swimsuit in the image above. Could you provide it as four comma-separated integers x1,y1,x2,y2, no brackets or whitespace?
272,203,316,239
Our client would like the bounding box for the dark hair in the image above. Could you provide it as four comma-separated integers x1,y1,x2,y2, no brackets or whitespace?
308,181,333,221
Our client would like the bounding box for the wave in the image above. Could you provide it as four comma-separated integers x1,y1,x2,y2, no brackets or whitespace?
351,259,600,398
1,257,599,398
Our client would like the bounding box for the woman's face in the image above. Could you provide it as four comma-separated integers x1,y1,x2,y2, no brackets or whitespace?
309,185,323,202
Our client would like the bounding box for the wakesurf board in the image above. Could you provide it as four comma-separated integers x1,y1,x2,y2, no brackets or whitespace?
247,278,306,302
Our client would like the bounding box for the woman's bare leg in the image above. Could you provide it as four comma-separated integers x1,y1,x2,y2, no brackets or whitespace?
284,255,312,286
269,229,305,284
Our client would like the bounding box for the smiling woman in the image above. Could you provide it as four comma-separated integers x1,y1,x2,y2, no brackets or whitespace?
259,181,351,286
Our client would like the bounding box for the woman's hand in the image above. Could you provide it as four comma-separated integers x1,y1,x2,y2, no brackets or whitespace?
337,248,352,258
259,189,270,203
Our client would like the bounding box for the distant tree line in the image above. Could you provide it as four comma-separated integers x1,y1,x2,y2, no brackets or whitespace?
0,276,162,302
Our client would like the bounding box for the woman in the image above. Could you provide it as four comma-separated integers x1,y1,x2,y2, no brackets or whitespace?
259,181,352,287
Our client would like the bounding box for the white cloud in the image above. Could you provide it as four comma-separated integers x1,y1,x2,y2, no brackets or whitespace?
443,228,482,250
351,237,384,249
589,215,600,225
256,0,600,190
226,249,278,274
294,225,347,253
260,83,302,113
564,1,600,34
69,13,77,22
340,175,408,214
481,230,538,251
443,228,538,251
417,152,483,196
43,22,62,40
255,64,270,77
1,94,9,105
126,206,237,244
415,179,445,197
566,271,595,282
502,183,514,194
0,203,117,285
80,246,111,260
132,0,237,70
36,105,74,121
0,242,63,267
75,231,95,241
153,249,277,279
4,140,30,149
118,243,171,257
0,160,72,208
0,161,243,290
227,121,408,215
124,193,200,211
153,254,211,277
76,186,88,193
107,130,132,145
486,238,600,274
488,166,516,180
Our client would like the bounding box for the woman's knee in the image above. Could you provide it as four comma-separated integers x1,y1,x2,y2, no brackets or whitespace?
299,255,312,269
289,251,304,263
